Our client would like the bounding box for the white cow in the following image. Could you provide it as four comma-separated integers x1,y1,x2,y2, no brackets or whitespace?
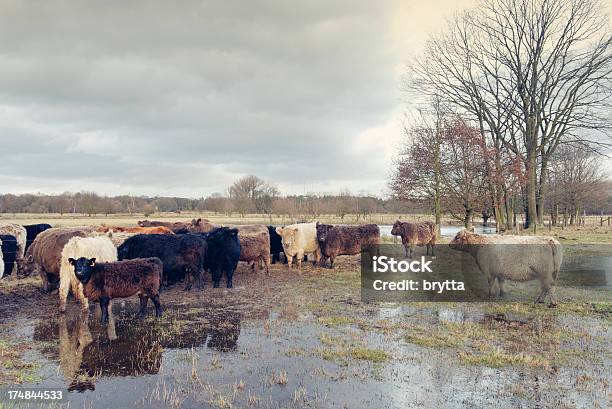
449,229,563,306
275,222,321,269
59,235,118,312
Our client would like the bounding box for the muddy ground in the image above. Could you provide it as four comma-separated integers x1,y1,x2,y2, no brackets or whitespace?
0,250,610,409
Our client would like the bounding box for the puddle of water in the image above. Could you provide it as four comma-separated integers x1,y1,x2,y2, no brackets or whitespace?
379,224,497,238
11,300,610,409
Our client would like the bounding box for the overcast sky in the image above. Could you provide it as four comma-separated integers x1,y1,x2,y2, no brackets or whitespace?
2,0,608,198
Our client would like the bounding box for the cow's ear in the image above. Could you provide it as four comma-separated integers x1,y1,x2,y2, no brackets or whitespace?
68,258,76,265
275,227,283,235
27,254,34,262
197,218,202,224
89,258,96,266
293,228,299,233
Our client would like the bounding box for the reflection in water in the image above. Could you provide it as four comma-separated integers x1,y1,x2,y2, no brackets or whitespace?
33,305,242,390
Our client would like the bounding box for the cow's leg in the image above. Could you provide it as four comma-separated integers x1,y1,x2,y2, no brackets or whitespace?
58,275,71,313
197,269,205,290
40,270,50,293
286,254,294,270
498,277,506,297
212,268,221,288
183,270,194,291
409,244,415,259
312,251,319,266
403,242,409,258
329,255,335,269
534,282,549,304
296,252,304,269
226,269,234,288
138,294,149,318
263,255,270,275
100,297,111,324
547,286,558,307
430,243,435,257
71,279,89,311
487,276,495,298
151,294,163,317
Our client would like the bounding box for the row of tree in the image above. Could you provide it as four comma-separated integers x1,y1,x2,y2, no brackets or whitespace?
393,0,612,229
0,176,430,218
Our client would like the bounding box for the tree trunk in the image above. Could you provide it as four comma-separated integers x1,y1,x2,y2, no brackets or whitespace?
536,157,549,225
525,150,538,229
505,191,513,230
463,208,473,228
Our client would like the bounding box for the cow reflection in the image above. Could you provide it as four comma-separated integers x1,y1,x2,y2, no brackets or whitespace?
57,312,94,391
34,306,242,388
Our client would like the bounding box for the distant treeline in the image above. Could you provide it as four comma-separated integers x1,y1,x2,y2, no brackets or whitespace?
0,191,429,218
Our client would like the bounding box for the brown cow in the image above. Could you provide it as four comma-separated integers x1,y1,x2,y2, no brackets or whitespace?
316,223,380,268
17,227,95,292
390,220,436,258
137,218,216,233
96,225,174,235
229,224,270,273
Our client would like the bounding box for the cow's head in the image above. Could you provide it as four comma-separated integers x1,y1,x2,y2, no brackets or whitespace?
390,220,403,236
191,218,202,226
448,228,476,251
316,223,333,242
16,253,37,277
276,226,299,248
137,220,147,227
69,257,97,284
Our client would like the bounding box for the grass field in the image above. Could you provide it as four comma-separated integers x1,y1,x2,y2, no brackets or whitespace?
0,214,609,408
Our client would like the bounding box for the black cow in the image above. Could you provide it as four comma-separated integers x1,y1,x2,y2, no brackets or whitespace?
268,225,283,264
117,234,207,290
0,234,17,277
202,227,240,288
24,223,52,252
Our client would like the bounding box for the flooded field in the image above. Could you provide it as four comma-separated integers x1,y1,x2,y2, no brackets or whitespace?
0,251,610,409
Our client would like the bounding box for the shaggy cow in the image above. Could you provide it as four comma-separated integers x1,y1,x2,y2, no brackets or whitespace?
275,223,321,269
316,223,380,268
229,225,270,273
96,225,174,235
24,223,52,252
137,219,194,233
117,233,207,290
0,234,18,279
59,235,118,312
449,229,563,306
69,257,163,323
189,218,218,233
0,223,27,260
390,220,437,258
18,227,94,292
203,227,241,288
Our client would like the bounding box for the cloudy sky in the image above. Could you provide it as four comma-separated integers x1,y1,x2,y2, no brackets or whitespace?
1,0,576,198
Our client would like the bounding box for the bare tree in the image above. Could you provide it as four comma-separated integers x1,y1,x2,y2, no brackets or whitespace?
412,0,612,228
548,144,606,224
440,118,489,227
228,175,278,217
390,99,446,230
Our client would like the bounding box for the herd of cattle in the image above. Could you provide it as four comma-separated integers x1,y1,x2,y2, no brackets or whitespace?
0,218,563,322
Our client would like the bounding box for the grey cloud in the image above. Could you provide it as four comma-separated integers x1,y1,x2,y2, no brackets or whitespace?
0,0,401,197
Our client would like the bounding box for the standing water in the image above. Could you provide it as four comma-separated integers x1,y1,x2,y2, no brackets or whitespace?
379,224,497,238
